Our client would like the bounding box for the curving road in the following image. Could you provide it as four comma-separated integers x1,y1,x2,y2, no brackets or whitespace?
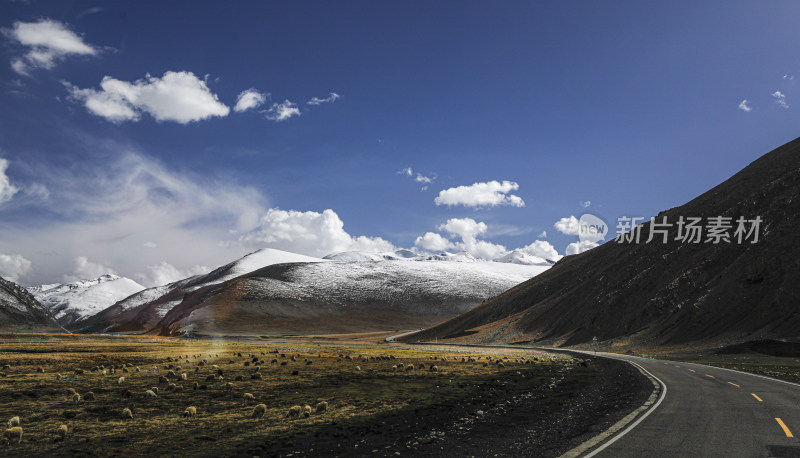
583,353,800,457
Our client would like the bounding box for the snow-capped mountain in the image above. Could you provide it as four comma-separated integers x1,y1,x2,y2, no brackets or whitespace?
151,258,551,337
0,276,64,332
493,249,555,266
74,248,326,333
28,274,145,327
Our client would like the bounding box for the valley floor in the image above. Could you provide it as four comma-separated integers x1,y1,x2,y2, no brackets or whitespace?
0,333,651,457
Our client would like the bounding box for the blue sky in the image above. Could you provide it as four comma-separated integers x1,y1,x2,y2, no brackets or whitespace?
1,1,799,286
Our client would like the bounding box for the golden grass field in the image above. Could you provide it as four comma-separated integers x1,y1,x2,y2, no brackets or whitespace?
0,333,569,456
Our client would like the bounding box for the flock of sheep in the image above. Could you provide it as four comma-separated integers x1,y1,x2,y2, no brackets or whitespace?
1,348,539,446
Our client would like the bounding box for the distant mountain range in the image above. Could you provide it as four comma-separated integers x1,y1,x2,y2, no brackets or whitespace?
405,137,800,349
0,276,64,332
28,274,145,327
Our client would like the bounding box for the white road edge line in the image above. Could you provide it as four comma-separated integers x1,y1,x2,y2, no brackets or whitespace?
581,361,668,457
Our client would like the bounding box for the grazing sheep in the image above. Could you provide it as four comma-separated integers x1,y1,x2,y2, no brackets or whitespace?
120,388,132,398
280,361,287,366
405,364,414,371
392,365,397,372
1,365,9,370
286,405,302,418
303,405,312,417
72,393,81,403
497,362,505,368
243,393,255,404
121,408,133,419
36,367,44,373
67,387,77,395
270,359,278,364
74,369,84,375
180,373,187,380
158,375,168,384
291,370,299,376
355,366,361,371
56,373,62,381
251,373,262,380
183,406,197,418
84,392,95,401
7,417,19,428
235,375,244,381
167,371,176,378
252,404,267,418
117,377,125,385
315,401,328,413
252,366,260,373
166,383,177,392
305,361,313,366
430,365,439,372
174,385,184,393
192,382,199,390
145,390,157,398
2,426,22,444
224,382,233,391
151,387,159,394
55,424,67,442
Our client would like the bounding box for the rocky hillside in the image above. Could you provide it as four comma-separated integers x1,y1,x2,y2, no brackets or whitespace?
0,276,64,332
405,136,800,348
147,259,549,337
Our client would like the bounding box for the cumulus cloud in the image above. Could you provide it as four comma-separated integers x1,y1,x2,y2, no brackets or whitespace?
0,158,19,205
265,100,300,121
134,261,209,287
307,92,341,105
414,232,455,252
554,216,581,235
0,252,32,282
772,91,789,109
538,230,547,238
398,167,435,188
4,19,97,75
566,240,599,256
437,218,507,260
434,180,525,208
63,256,117,282
738,99,752,112
65,71,230,123
1,146,267,285
238,208,395,257
233,88,268,112
520,240,561,261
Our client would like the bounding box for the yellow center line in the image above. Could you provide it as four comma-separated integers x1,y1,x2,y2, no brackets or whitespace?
752,393,763,402
776,418,794,438
688,369,696,372
705,374,715,378
728,382,740,387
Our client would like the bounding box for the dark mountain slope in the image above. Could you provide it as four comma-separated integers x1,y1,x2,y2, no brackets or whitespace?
0,276,65,332
404,137,800,348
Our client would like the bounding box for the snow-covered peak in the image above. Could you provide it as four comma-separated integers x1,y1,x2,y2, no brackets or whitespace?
28,274,145,326
494,250,555,266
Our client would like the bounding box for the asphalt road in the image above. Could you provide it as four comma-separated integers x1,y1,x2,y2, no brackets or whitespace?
586,353,800,457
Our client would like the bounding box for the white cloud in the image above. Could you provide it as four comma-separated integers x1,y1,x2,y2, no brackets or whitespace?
307,92,341,105
414,232,455,252
772,91,789,109
265,100,300,121
415,173,434,184
4,19,97,75
66,71,230,124
143,241,157,248
554,216,581,235
397,167,413,176
784,74,794,80
233,88,267,112
134,261,209,288
0,252,32,282
565,240,599,256
520,240,561,261
238,208,395,257
398,167,435,188
538,230,547,238
1,147,266,286
63,256,116,282
581,200,592,208
434,180,525,208
738,99,752,112
0,158,19,205
435,217,508,260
